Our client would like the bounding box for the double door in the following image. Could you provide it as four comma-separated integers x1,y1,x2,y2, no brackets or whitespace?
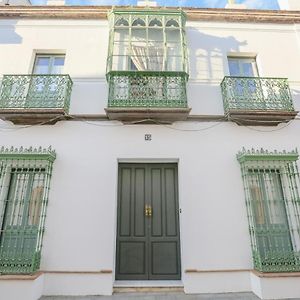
116,163,181,280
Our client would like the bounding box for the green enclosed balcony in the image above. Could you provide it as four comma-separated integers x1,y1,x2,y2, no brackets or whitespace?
106,71,190,122
0,74,73,125
106,8,190,123
221,76,298,126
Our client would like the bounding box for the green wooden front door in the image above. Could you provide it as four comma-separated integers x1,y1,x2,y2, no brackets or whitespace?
116,163,181,280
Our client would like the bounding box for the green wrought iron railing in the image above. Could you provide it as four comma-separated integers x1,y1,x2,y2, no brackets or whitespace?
0,75,73,111
221,76,295,114
0,146,56,274
237,148,300,272
107,71,188,108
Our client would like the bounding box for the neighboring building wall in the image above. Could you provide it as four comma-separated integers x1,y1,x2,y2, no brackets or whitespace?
0,9,300,300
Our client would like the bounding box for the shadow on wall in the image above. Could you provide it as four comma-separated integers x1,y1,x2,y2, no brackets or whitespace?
0,20,22,44
187,28,247,79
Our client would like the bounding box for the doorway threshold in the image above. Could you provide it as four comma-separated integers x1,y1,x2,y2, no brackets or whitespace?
114,280,183,288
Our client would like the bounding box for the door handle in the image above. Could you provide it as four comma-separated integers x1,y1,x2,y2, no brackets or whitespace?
145,204,152,217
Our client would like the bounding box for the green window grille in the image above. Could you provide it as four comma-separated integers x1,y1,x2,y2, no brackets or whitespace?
237,149,300,272
0,147,56,274
106,8,189,108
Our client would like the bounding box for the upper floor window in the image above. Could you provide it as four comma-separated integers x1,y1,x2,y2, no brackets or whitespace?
33,54,65,75
107,9,188,74
228,56,258,77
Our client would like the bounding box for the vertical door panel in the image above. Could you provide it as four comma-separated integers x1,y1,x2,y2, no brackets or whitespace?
151,168,163,237
134,168,146,237
165,168,177,237
119,168,131,237
116,165,148,280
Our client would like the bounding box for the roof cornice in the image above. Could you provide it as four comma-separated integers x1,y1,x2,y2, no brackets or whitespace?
0,6,300,24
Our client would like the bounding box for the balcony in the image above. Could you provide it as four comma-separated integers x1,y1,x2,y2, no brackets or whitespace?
106,71,191,123
221,76,298,126
0,74,73,125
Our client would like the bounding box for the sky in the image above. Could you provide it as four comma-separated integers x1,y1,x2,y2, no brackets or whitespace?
30,0,280,9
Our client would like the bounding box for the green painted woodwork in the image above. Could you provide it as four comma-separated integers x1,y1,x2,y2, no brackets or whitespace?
0,75,73,111
106,8,189,109
0,146,55,274
116,163,181,280
221,76,295,114
107,8,188,74
237,148,300,272
107,71,188,108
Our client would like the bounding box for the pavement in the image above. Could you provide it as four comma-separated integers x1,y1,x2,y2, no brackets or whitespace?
40,292,262,300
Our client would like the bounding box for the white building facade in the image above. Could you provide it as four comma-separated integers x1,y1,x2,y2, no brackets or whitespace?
0,2,300,300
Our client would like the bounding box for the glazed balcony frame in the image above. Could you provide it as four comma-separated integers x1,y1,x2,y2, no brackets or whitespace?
0,74,73,125
221,76,298,126
105,71,191,122
106,8,190,123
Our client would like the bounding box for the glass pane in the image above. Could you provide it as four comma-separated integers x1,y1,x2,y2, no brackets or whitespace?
242,62,255,77
33,57,50,74
148,46,164,71
149,18,162,27
132,28,146,42
166,19,179,27
131,45,147,71
148,28,163,42
166,29,180,42
114,28,129,42
28,173,45,226
167,43,181,56
52,57,65,74
111,55,128,71
113,42,129,56
228,60,240,76
132,18,146,27
166,56,182,72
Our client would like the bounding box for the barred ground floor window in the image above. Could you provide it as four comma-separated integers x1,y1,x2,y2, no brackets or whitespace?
0,147,55,274
237,149,300,272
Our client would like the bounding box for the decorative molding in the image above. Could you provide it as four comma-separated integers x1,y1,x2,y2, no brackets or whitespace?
0,6,300,24
0,146,56,161
237,148,299,162
185,269,250,273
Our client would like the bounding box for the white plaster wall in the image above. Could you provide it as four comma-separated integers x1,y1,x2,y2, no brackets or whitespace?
184,271,251,294
0,20,300,116
0,119,300,296
250,273,300,300
0,275,44,300
43,273,113,296
0,16,300,298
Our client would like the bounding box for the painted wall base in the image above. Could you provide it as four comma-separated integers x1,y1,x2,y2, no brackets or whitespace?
250,271,300,300
1,271,300,299
42,272,113,296
0,273,44,300
183,271,251,294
